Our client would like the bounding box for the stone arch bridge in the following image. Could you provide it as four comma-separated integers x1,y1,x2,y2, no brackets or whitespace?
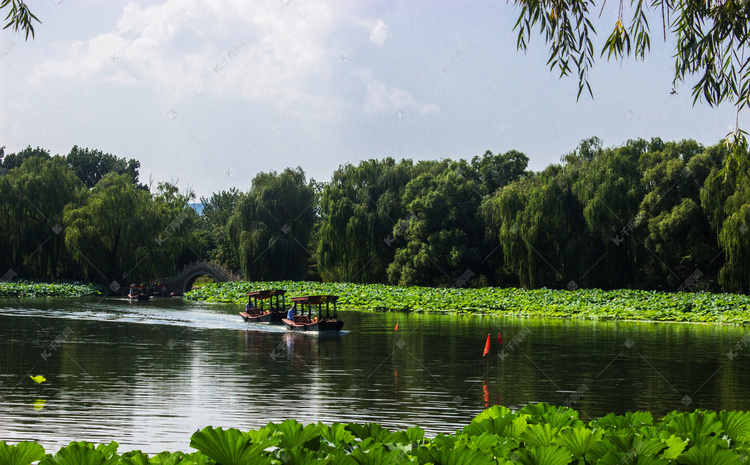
160,261,241,296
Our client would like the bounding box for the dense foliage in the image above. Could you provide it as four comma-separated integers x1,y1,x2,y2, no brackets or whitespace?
512,0,750,173
186,281,750,324
0,146,200,285
2,137,749,293
0,281,101,297
4,403,750,464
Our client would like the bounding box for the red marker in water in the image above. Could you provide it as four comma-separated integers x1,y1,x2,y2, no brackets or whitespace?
498,333,502,344
394,323,398,331
483,334,490,357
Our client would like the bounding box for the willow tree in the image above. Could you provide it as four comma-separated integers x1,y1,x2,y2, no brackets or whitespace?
701,145,750,292
228,167,315,281
199,188,243,273
513,0,750,172
386,161,486,287
317,158,413,283
637,140,722,290
567,138,646,288
64,173,160,283
0,156,83,278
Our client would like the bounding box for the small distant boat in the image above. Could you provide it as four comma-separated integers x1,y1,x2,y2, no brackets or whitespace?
282,295,344,332
239,289,287,323
127,293,150,301
151,290,174,298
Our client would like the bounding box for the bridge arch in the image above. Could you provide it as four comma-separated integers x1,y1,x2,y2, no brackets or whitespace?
162,261,240,295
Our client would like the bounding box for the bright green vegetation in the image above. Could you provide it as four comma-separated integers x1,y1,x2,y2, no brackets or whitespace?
3,139,750,294
4,403,750,464
186,281,750,324
0,281,101,298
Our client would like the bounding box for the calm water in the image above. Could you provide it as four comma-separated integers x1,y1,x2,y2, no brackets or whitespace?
1,296,750,453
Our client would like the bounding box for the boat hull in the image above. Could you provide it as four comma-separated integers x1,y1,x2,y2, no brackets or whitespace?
282,318,343,332
239,311,272,323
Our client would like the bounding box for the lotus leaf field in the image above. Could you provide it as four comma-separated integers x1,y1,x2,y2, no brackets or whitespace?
5,403,750,464
0,281,101,298
185,281,750,325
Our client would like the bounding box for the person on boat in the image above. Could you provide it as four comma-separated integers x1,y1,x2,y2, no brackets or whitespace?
128,288,135,298
287,306,295,321
245,301,254,313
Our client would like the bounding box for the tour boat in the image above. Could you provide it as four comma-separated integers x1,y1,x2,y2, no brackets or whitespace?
239,289,287,323
282,295,344,332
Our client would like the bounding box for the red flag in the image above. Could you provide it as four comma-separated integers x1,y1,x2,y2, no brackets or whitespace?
483,334,490,357
394,323,398,331
498,333,503,344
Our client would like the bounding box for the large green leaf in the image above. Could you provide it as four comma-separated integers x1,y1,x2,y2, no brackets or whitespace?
667,411,726,447
521,424,560,448
344,423,403,444
677,444,743,465
189,426,275,465
38,442,119,465
470,405,514,423
505,416,530,441
118,451,149,465
319,423,355,447
463,414,517,437
413,444,494,465
267,420,321,450
274,446,329,465
404,426,425,443
661,435,689,460
718,411,750,445
585,437,619,462
0,441,46,465
515,445,572,465
597,451,669,465
592,412,654,431
348,444,409,465
553,427,603,458
520,404,582,429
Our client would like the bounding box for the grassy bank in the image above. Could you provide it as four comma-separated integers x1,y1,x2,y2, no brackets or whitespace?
3,403,749,464
0,280,102,298
185,281,750,324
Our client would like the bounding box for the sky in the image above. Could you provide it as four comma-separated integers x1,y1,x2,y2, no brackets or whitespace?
1,0,745,199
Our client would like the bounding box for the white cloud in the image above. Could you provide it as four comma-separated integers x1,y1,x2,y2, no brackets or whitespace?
364,78,439,115
369,19,392,46
29,1,359,106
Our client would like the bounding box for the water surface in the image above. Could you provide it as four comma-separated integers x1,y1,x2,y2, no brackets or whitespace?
1,296,748,453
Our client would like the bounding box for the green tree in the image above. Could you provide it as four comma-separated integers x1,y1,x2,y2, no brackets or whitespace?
198,188,243,273
512,0,750,171
317,158,413,283
66,146,141,189
228,168,315,281
701,146,750,292
387,161,485,287
0,146,51,170
638,139,722,290
64,173,156,283
0,156,83,278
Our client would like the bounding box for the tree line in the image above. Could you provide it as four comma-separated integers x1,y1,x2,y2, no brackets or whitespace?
1,138,749,293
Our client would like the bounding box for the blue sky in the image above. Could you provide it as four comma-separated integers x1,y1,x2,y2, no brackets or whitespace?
1,0,743,198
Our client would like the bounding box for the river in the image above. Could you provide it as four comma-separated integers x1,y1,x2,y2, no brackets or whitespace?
1,296,748,453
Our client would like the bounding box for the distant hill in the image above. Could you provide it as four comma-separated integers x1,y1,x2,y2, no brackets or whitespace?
189,203,203,215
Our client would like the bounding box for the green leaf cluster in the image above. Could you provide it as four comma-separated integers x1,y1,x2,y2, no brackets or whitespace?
186,280,750,324
5,404,750,464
